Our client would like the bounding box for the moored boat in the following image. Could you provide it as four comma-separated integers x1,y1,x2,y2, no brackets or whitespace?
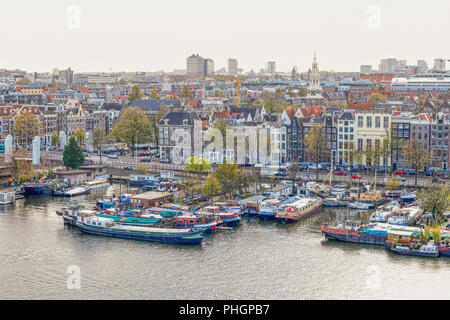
23,183,53,197
348,202,374,210
76,216,205,245
275,197,322,224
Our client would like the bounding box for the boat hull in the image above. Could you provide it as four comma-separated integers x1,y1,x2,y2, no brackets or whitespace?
23,185,53,197
321,226,387,245
76,222,204,245
275,201,322,224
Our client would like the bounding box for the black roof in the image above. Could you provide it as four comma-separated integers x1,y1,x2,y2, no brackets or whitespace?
160,111,200,126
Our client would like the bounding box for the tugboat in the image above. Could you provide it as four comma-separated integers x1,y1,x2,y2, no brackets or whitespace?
275,197,322,224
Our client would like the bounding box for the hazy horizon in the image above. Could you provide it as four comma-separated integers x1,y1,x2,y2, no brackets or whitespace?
1,0,449,73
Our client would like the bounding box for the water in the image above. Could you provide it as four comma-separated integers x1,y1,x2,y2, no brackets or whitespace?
0,184,449,300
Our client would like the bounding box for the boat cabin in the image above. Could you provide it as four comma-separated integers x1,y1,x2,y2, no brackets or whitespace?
387,230,414,245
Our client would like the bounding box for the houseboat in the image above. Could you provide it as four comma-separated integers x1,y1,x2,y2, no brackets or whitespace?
129,174,160,186
172,214,217,233
84,178,109,190
0,191,16,205
23,183,53,197
275,197,322,224
63,186,91,197
75,216,205,245
258,199,282,220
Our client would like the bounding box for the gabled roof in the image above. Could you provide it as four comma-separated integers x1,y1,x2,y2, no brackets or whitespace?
160,111,200,126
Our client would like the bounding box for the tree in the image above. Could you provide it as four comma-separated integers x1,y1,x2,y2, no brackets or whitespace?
63,137,85,169
13,159,35,183
299,88,307,97
128,85,143,104
214,162,241,198
364,141,384,190
184,156,211,178
149,88,160,99
263,91,284,118
202,174,222,199
418,185,449,225
51,131,60,146
368,93,387,106
288,162,300,184
382,128,402,173
111,107,152,153
304,125,327,182
92,126,106,164
12,110,41,147
16,78,30,86
74,128,86,144
150,104,169,147
402,140,433,187
181,86,193,98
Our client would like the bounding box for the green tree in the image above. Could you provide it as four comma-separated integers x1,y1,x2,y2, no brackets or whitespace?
181,86,193,98
128,85,143,104
201,174,222,198
51,131,60,146
263,91,284,118
304,125,327,182
402,140,433,187
184,156,211,178
299,88,307,97
288,162,300,184
92,126,106,164
149,88,160,99
418,185,449,225
111,107,152,154
74,128,86,144
63,137,85,169
368,92,387,106
12,110,42,147
214,162,241,198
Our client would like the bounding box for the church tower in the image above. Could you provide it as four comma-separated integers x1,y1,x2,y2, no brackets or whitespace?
308,53,322,94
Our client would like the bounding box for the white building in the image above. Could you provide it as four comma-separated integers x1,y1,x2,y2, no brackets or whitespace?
391,74,450,92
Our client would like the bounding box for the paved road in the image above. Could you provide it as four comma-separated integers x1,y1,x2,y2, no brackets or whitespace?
43,151,446,188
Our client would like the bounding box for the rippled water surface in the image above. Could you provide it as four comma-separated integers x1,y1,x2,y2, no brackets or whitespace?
0,184,449,300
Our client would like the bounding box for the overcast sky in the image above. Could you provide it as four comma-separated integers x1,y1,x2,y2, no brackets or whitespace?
1,0,449,73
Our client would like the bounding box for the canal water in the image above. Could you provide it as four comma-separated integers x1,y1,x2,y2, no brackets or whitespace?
0,184,449,300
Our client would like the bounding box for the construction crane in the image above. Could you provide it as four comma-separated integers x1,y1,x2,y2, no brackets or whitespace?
210,75,241,108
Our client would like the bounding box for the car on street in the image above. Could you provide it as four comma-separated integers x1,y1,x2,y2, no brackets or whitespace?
124,166,133,170
351,174,362,179
160,157,170,163
335,170,346,176
393,169,404,175
140,158,151,162
107,154,118,159
432,177,443,183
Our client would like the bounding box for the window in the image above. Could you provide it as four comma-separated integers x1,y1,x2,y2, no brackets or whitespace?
375,117,380,128
367,116,372,128
358,116,363,128
383,117,389,128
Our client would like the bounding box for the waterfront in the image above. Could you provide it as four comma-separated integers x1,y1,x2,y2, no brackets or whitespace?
1,184,450,300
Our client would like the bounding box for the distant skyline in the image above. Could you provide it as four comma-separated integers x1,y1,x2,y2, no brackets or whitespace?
1,0,449,73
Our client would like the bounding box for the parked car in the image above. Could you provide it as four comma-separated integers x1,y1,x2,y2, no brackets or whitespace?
160,157,170,163
107,154,118,159
335,170,347,176
281,180,293,186
275,171,288,177
393,169,404,175
406,169,416,175
351,174,362,179
140,158,151,162
124,166,133,170
432,177,443,183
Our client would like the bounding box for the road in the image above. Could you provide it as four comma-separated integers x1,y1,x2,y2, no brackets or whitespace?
42,151,446,188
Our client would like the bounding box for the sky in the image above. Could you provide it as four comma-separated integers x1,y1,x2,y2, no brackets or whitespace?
1,0,449,73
